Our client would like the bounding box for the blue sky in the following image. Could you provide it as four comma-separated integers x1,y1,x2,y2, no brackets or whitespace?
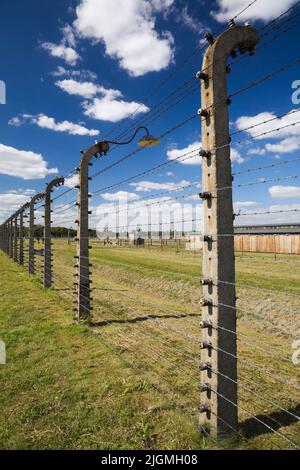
1,0,300,228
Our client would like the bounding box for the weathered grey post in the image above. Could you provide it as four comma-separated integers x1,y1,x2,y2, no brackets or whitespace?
8,217,13,258
43,177,64,287
19,203,29,265
75,143,104,320
13,213,18,262
28,193,45,274
199,24,259,436
6,220,10,256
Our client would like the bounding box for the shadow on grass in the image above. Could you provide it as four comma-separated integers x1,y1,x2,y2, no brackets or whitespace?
91,312,200,327
240,403,300,441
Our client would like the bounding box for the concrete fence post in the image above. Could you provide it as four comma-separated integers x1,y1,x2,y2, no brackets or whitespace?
28,193,45,275
9,218,13,258
199,24,259,437
13,213,18,263
19,203,29,265
43,177,64,288
5,220,9,255
75,143,101,321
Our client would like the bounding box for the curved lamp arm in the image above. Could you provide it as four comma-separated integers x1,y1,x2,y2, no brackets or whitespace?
106,126,150,146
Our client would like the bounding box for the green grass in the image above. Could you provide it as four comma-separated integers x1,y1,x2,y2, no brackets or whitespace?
1,241,300,450
0,253,207,450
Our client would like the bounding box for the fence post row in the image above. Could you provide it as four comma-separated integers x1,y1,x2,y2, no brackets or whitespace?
43,177,65,288
9,217,13,258
199,23,259,437
74,143,101,321
13,212,19,263
28,193,45,275
19,203,29,266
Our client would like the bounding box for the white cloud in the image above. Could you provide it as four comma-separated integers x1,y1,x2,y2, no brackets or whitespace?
0,143,58,180
101,191,140,202
0,191,32,222
9,113,99,136
180,5,204,33
56,78,149,122
234,201,258,208
41,43,80,66
247,147,266,156
51,66,97,81
236,109,300,154
231,148,244,164
265,136,300,154
269,185,300,199
186,194,200,201
56,79,103,99
130,179,190,192
41,24,81,66
167,141,201,165
236,203,300,225
212,0,299,23
82,95,149,123
64,174,79,188
166,171,174,176
9,188,36,196
74,0,175,77
8,117,22,127
166,141,244,164
151,0,174,10
61,24,76,48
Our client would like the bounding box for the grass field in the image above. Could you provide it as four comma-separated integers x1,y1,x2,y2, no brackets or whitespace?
0,240,299,449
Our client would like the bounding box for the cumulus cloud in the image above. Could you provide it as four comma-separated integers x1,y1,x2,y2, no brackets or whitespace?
236,109,300,154
269,185,300,199
265,136,300,154
234,201,258,208
167,141,243,164
51,66,97,81
0,191,32,222
247,147,266,156
74,0,175,77
82,96,149,122
9,113,99,136
0,143,58,180
56,79,103,99
167,141,201,165
8,116,22,127
41,24,81,66
41,43,80,66
130,179,190,192
56,78,149,122
177,5,204,33
235,203,300,225
101,191,140,202
64,174,79,188
231,148,244,164
212,0,299,23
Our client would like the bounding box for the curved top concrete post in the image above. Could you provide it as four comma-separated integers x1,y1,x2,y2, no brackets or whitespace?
45,176,65,194
29,192,45,207
203,24,259,68
199,24,259,438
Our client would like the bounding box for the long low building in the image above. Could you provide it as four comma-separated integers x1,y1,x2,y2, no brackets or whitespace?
234,223,300,235
234,224,300,255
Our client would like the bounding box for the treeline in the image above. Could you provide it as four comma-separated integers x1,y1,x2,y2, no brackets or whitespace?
22,226,97,238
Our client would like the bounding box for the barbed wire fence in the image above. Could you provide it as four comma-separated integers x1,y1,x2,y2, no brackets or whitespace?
0,1,300,449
